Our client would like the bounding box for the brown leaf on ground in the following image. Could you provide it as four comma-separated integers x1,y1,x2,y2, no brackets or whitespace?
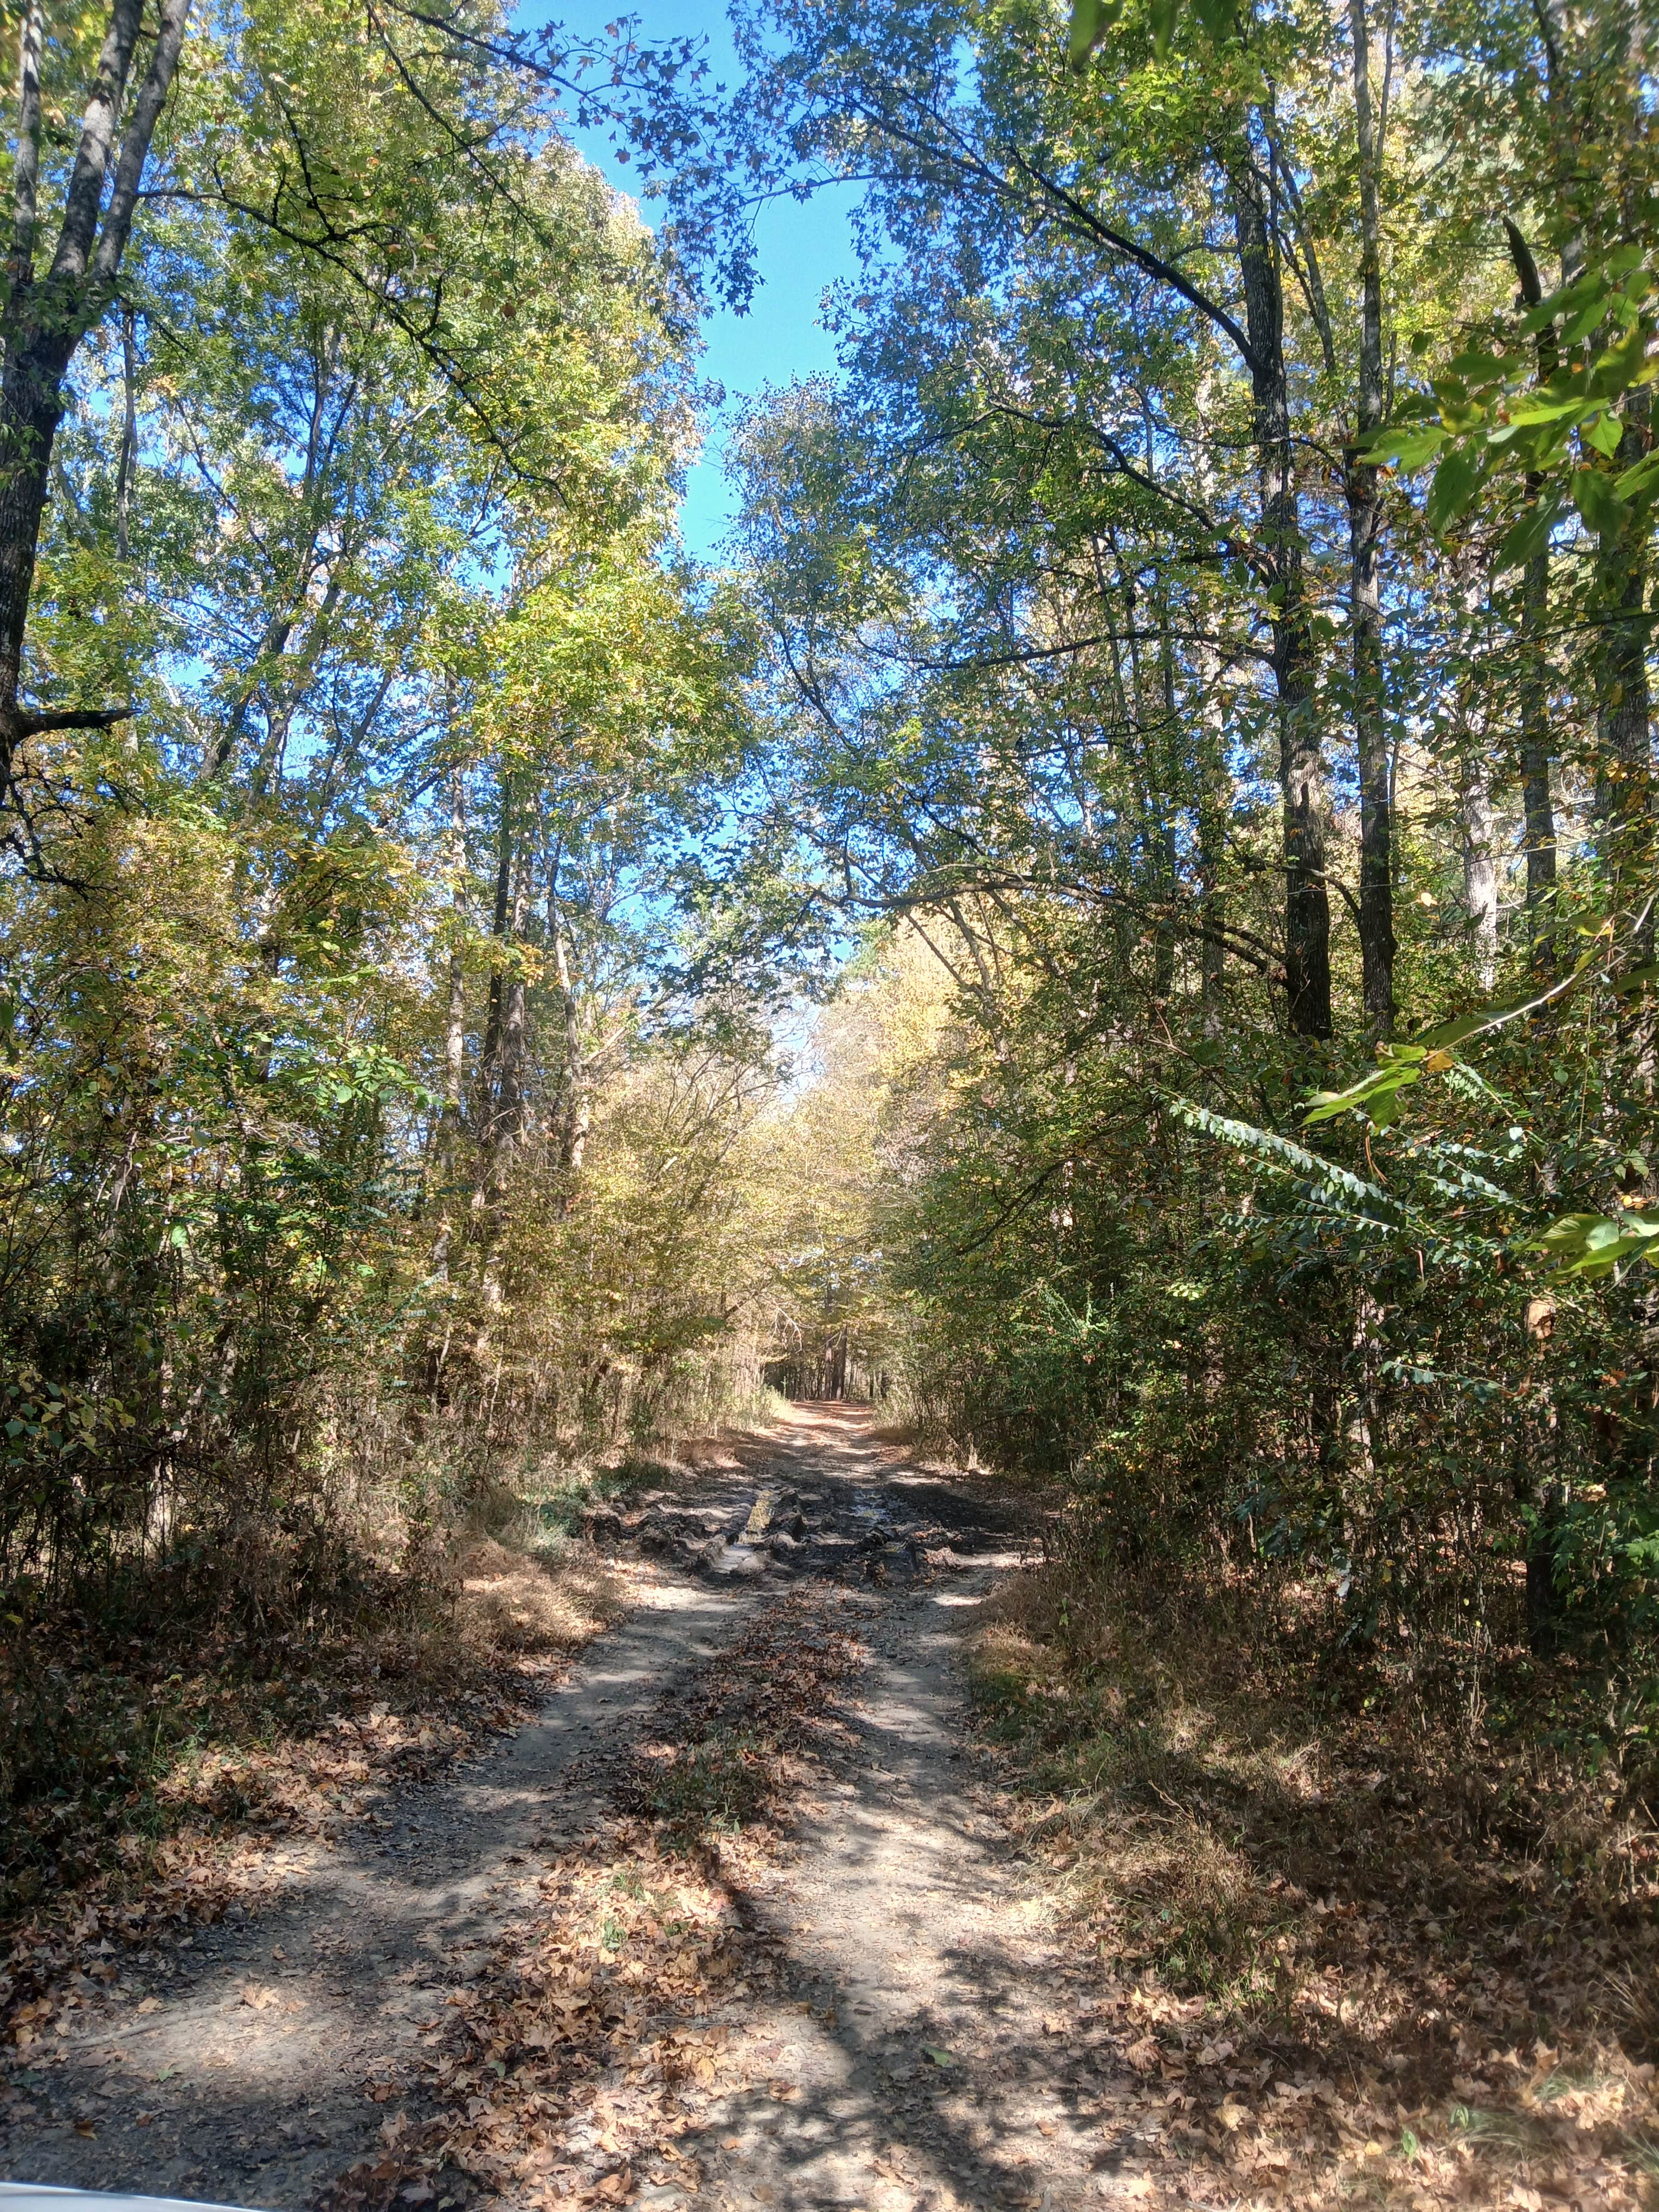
317,1587,866,2212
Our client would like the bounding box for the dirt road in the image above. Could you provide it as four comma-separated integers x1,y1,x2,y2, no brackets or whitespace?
0,1408,1155,2212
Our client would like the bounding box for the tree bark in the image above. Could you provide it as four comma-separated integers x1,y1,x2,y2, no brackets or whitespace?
1195,632,1228,1031
114,305,137,562
549,878,589,1205
1347,0,1395,1036
471,771,518,1361
1503,221,1560,983
1460,753,1500,989
430,766,468,1281
0,0,190,788
1233,167,1331,1039
1594,394,1655,954
496,844,532,1155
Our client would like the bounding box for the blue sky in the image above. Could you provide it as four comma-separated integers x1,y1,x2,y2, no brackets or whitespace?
534,1,861,558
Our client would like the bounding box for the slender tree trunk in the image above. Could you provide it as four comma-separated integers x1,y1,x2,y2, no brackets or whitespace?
496,845,532,1154
1347,0,1395,1034
1503,222,1560,983
1454,558,1501,987
475,769,515,1178
549,895,589,1204
114,305,137,561
1518,545,1558,978
1594,394,1655,957
430,766,467,1281
471,770,516,1360
1152,580,1179,1001
1196,638,1228,1031
1233,169,1331,1038
1460,754,1500,989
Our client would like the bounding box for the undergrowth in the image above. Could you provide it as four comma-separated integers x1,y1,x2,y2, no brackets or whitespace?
972,1558,1659,2212
0,1464,642,2002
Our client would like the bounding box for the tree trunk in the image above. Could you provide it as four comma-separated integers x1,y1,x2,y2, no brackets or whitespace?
1518,545,1558,980
1233,169,1331,1039
430,767,468,1281
1594,395,1655,957
1347,0,1395,1035
114,304,137,562
1460,752,1500,989
0,0,190,788
1152,578,1179,1000
1503,222,1559,983
496,845,532,1155
1196,650,1228,1032
475,769,515,1177
550,898,589,1204
471,770,516,1354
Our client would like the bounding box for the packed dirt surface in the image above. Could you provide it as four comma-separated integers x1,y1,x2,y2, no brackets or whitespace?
0,1407,1167,2212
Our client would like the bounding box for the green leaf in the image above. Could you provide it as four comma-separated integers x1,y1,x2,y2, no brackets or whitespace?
1068,0,1105,66
1589,318,1652,398
923,2046,957,2067
1613,449,1659,501
1518,269,1609,337
1493,494,1564,574
1367,424,1445,472
1570,465,1623,536
1533,1211,1659,1277
1426,449,1483,533
1503,393,1590,429
1189,0,1237,38
1415,1013,1489,1049
1303,1060,1421,1129
1562,295,1614,345
1147,0,1180,56
1446,350,1508,388
1581,411,1623,458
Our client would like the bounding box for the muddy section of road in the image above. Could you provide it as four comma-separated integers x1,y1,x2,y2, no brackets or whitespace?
582,1413,1028,1593
0,1407,1139,2212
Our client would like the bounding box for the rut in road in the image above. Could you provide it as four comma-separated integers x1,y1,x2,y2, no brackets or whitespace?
0,1408,1160,2212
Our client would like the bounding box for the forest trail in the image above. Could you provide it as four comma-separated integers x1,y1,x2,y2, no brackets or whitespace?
0,1409,1161,2212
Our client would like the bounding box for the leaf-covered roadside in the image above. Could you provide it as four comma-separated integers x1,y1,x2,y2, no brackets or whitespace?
321,1589,868,2212
0,1544,626,2061
973,1565,1659,2212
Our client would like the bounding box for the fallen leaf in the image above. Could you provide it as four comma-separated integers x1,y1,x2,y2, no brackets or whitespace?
136,1996,162,2015
923,2046,956,2067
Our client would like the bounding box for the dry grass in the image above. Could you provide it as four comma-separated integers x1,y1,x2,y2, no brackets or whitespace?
453,1536,625,1656
971,1560,1659,2212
